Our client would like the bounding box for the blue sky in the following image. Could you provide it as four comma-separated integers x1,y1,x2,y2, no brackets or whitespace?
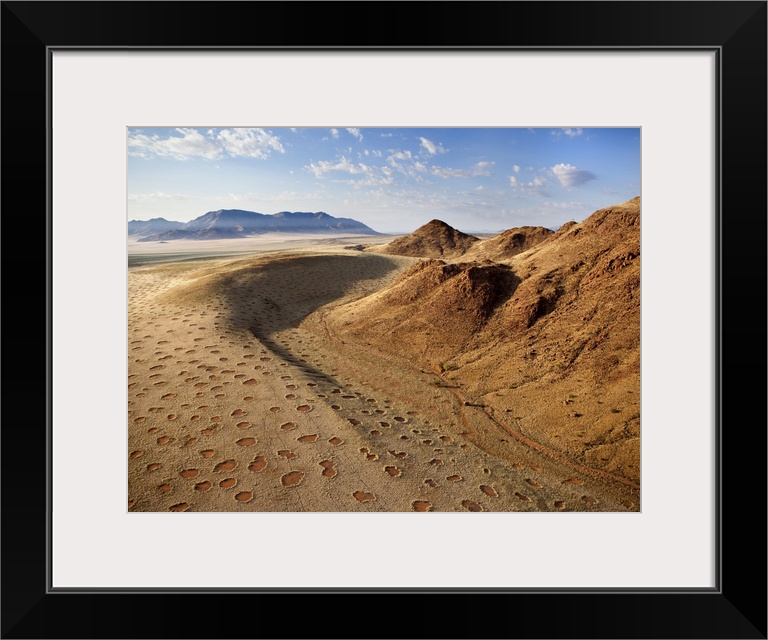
127,127,640,233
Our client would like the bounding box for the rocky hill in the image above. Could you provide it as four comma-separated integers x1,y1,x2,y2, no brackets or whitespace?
327,197,641,483
381,219,480,258
464,225,554,261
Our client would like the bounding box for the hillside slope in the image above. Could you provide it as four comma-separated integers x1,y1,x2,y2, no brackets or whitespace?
464,225,554,261
327,197,641,483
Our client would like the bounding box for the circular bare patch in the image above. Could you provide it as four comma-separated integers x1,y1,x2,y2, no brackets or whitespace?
462,500,483,512
281,471,305,487
213,459,237,473
248,456,266,473
320,460,337,478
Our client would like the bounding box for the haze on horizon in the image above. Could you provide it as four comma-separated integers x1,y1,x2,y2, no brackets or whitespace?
128,126,640,234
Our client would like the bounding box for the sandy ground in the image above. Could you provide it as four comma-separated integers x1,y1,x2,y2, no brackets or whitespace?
128,233,392,261
128,244,638,512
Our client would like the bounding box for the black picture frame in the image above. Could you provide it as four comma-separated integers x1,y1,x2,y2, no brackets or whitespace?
2,2,765,638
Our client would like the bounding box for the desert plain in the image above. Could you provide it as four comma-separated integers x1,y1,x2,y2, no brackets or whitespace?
128,198,640,512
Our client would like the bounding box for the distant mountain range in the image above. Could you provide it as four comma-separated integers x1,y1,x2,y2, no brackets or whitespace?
128,209,380,241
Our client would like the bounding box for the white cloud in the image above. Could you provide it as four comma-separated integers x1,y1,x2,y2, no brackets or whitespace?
330,128,340,139
509,172,550,196
431,167,467,178
431,161,493,179
306,156,360,177
551,127,584,140
215,128,284,159
419,137,446,155
551,163,596,187
305,155,393,187
387,150,413,165
346,128,363,142
513,164,520,173
128,128,222,160
127,127,283,160
353,174,394,187
542,200,583,210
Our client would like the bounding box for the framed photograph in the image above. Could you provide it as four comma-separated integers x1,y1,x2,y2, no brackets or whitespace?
123,123,643,519
3,2,765,638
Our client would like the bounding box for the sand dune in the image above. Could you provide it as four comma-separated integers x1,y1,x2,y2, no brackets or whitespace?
128,237,638,512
